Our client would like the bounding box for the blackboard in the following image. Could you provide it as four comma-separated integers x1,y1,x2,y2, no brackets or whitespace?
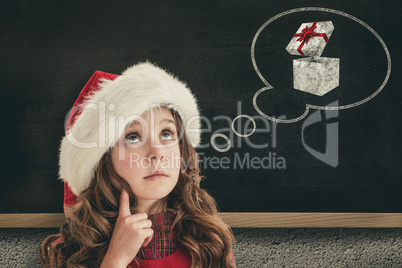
1,0,401,227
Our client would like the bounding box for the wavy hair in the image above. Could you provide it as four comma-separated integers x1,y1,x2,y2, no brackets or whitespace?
41,109,235,267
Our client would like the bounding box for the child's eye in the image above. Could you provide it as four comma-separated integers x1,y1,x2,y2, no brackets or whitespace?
124,132,141,144
161,129,176,141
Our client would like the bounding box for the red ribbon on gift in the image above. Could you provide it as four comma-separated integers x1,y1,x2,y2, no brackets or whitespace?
294,22,329,56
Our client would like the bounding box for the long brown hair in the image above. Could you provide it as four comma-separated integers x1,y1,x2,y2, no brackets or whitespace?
41,109,235,267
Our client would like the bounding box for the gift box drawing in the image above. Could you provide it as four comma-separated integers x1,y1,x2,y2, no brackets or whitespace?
286,21,340,96
286,21,334,57
293,57,340,96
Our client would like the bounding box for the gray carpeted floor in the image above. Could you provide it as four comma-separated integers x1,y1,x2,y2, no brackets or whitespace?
0,228,401,267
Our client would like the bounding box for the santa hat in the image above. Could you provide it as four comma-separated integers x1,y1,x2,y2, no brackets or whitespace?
60,62,201,212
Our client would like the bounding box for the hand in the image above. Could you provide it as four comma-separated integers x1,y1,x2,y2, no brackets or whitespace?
101,189,153,267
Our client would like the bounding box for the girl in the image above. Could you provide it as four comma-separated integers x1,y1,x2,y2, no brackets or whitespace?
41,62,236,267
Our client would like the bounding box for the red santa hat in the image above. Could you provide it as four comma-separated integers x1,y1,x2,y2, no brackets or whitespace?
60,62,201,213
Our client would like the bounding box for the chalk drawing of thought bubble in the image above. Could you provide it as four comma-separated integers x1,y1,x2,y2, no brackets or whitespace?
251,7,391,123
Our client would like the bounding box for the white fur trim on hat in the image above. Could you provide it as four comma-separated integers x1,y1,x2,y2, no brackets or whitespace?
59,62,201,195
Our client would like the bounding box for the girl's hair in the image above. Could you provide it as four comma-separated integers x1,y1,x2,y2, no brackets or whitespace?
41,109,236,267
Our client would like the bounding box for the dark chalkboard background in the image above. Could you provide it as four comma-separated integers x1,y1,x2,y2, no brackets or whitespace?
1,0,401,213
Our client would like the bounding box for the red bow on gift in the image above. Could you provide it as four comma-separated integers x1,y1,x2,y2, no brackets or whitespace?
294,22,329,56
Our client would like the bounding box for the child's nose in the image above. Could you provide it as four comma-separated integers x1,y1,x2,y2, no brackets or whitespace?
145,139,164,161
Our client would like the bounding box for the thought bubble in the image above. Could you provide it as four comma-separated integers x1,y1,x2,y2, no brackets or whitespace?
251,7,391,123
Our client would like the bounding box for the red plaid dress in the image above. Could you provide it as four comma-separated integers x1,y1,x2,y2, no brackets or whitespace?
128,212,192,268
128,212,236,268
135,212,177,260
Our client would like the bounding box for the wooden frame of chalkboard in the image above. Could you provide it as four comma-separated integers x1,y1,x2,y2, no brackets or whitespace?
1,213,402,228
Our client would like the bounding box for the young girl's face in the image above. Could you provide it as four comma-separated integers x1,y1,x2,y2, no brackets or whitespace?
111,107,181,212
